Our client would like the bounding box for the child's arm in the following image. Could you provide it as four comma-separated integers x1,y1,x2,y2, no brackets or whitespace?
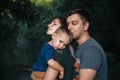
43,67,59,80
48,58,63,71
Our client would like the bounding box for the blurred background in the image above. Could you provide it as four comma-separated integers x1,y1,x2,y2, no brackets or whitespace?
0,0,120,80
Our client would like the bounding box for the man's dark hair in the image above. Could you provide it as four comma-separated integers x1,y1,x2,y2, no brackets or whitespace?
67,9,90,23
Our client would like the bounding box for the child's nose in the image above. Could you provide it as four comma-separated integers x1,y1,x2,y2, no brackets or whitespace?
59,44,65,49
62,46,65,49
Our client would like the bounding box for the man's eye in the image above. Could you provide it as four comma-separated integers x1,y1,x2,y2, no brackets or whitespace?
72,21,77,25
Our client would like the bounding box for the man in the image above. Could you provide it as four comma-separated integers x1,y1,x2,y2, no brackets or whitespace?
67,9,107,80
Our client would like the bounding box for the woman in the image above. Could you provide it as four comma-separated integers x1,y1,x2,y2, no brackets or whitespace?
43,17,75,80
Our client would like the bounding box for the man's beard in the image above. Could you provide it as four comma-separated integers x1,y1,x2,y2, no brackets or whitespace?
74,33,82,41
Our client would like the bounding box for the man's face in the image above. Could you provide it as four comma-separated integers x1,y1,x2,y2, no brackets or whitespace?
67,14,85,40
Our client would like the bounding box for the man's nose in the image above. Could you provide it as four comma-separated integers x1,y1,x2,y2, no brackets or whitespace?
68,24,71,29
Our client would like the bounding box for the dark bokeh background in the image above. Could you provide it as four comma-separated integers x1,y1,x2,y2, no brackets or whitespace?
0,0,120,80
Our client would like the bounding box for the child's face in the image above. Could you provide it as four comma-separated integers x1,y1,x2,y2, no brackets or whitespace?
52,32,70,49
47,18,61,35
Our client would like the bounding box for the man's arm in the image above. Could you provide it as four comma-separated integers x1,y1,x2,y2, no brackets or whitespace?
79,69,97,80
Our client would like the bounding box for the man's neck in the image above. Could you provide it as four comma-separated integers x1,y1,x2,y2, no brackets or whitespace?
76,32,91,46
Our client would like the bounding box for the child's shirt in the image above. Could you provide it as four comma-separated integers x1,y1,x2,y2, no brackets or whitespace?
33,42,55,72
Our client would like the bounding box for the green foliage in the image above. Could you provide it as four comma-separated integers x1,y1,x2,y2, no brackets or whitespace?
0,14,17,66
30,0,53,6
107,52,120,80
0,0,53,67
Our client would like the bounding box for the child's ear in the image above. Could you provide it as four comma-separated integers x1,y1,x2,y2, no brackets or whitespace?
51,33,56,39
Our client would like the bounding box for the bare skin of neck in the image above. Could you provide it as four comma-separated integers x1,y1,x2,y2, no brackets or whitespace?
76,31,91,46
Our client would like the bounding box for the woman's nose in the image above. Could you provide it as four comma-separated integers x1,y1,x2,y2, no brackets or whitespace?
48,24,50,27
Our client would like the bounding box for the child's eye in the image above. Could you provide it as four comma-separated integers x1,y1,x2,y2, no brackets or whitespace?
59,40,63,43
59,40,66,47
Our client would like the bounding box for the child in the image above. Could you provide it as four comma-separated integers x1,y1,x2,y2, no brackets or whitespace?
31,26,73,80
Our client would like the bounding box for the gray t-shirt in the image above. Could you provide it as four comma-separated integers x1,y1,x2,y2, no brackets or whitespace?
76,38,107,80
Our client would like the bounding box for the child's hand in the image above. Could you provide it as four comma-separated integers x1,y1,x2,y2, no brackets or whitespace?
59,71,64,79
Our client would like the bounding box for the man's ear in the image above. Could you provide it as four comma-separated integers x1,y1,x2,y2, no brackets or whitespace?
84,22,89,30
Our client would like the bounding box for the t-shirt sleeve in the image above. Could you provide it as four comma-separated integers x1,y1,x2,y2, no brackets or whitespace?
44,48,54,62
80,46,102,71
